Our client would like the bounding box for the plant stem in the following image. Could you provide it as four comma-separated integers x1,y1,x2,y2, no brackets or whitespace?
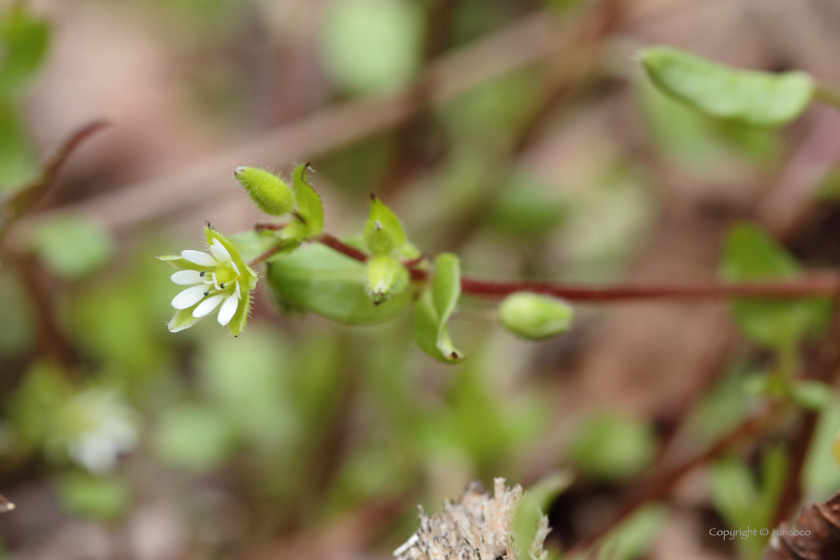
814,83,840,111
249,232,840,302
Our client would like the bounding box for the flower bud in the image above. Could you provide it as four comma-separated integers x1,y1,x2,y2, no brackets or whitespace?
498,292,573,340
366,254,408,304
364,195,405,256
234,167,294,217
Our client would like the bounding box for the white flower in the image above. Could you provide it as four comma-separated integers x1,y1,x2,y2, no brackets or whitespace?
159,226,257,335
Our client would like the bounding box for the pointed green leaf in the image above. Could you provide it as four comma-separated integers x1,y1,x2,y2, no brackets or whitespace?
365,254,408,303
0,6,51,97
157,254,205,272
720,223,830,348
413,253,464,363
234,167,294,217
363,195,405,255
267,243,414,325
640,46,814,127
498,292,573,340
31,215,113,280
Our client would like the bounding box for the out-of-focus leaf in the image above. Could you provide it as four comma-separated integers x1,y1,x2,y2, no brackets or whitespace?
486,182,567,239
268,243,414,324
0,97,33,189
0,269,33,355
720,223,830,348
597,505,666,560
0,6,50,97
364,195,405,256
154,404,235,471
804,400,840,496
56,472,129,521
413,253,463,363
31,215,113,280
320,0,421,95
8,362,71,450
567,412,656,482
640,47,813,127
789,380,835,411
229,230,282,264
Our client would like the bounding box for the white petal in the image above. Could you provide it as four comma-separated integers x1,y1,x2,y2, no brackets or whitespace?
235,281,241,299
210,240,232,263
193,294,225,317
229,259,240,275
172,285,207,310
217,293,240,326
181,250,217,267
170,270,204,285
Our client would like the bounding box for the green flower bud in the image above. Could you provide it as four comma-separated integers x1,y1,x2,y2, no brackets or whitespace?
498,293,573,340
234,167,294,217
364,195,405,256
366,254,408,304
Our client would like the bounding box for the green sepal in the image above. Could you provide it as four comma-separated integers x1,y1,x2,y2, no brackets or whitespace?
226,288,251,336
366,254,408,303
363,195,406,256
168,302,202,333
498,292,574,340
267,242,414,325
205,224,258,291
413,253,464,363
234,167,294,217
282,163,324,241
640,46,814,127
157,254,205,272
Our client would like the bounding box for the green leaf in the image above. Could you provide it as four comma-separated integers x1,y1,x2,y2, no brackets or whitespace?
789,380,835,411
498,293,573,340
234,167,294,217
720,223,830,348
320,0,421,95
0,97,34,189
363,195,405,255
567,412,656,482
267,242,414,325
514,472,572,560
168,303,202,333
229,229,283,264
0,5,50,97
283,164,324,240
56,472,129,521
154,404,235,471
413,253,464,363
365,254,408,303
31,215,113,280
640,46,814,127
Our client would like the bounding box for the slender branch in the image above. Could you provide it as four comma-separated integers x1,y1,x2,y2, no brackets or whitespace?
249,231,840,303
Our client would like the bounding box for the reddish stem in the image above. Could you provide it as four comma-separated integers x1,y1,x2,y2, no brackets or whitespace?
248,233,840,302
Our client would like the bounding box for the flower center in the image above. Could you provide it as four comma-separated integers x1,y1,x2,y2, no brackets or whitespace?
213,265,238,290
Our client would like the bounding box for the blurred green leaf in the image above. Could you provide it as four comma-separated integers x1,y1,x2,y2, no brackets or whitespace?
720,223,830,348
486,181,567,239
567,412,656,482
268,243,415,324
413,253,463,363
320,0,421,95
0,97,33,189
0,5,50,97
155,404,235,471
788,380,835,411
597,504,666,560
9,362,71,450
32,215,114,280
0,269,34,356
804,400,840,496
230,229,283,264
640,47,813,127
56,472,129,521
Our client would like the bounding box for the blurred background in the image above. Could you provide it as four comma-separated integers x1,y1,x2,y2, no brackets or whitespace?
3,0,840,559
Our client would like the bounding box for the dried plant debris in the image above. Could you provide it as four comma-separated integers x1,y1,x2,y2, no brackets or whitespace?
761,491,840,560
394,478,551,560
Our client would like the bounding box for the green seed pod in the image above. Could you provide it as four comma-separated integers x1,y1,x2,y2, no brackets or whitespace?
234,167,295,217
364,195,406,256
366,254,409,304
498,292,573,340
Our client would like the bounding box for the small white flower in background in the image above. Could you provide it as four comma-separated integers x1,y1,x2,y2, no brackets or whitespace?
54,389,139,475
394,478,552,560
159,225,258,336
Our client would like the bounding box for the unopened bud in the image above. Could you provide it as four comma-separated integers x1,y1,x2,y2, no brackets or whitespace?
498,293,573,340
235,167,294,217
366,255,408,304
